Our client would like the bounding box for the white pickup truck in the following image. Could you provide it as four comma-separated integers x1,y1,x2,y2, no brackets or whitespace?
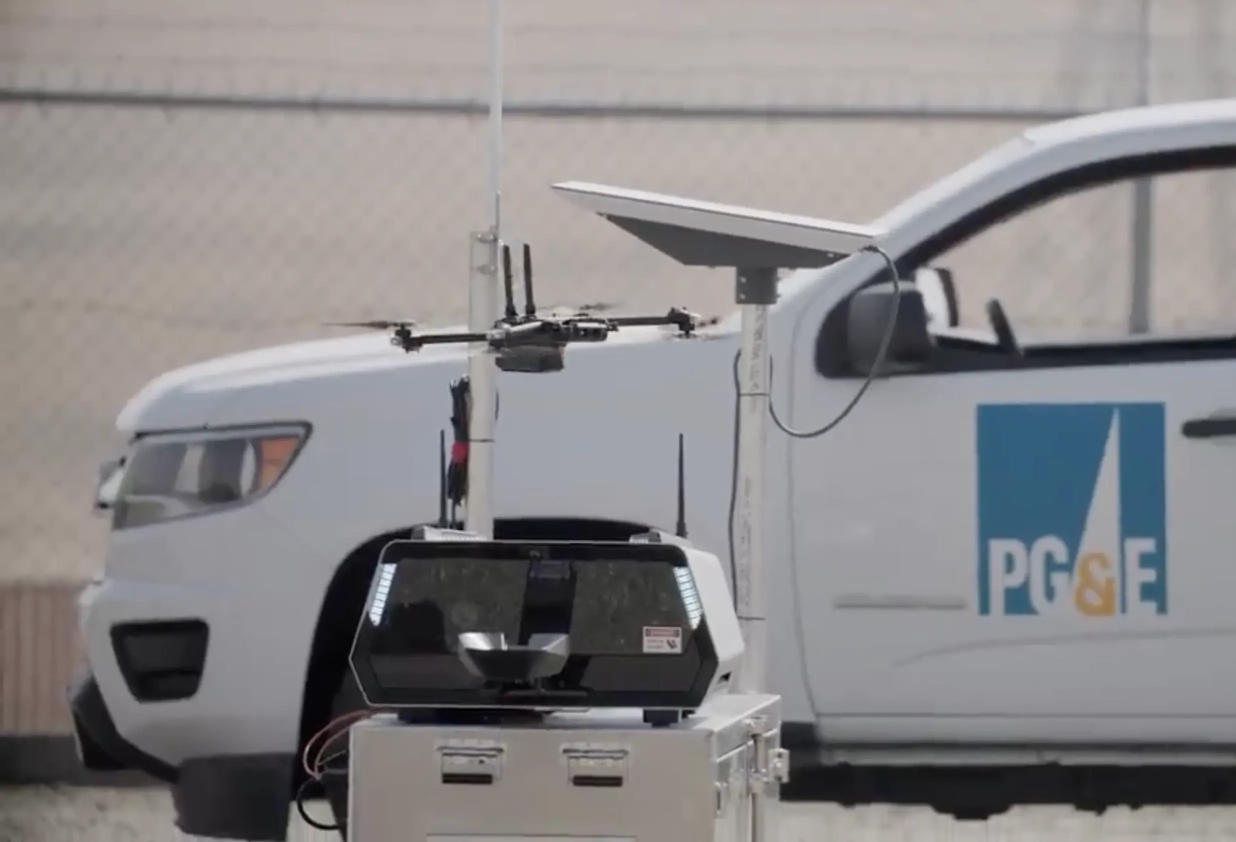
72,98,1236,841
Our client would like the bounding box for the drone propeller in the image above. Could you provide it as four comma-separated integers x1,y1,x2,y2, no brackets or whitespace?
576,301,615,313
325,319,418,331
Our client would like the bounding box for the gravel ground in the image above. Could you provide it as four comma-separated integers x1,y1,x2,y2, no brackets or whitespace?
4,786,1236,842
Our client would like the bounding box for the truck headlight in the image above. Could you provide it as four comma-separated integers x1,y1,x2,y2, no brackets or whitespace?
111,423,310,530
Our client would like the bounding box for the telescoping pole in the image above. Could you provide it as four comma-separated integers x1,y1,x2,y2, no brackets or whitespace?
733,267,776,694
465,0,504,539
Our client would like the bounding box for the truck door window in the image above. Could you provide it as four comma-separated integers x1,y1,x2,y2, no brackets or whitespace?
817,146,1236,378
933,166,1236,342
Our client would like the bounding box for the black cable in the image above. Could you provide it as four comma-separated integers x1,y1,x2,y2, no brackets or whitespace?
724,243,903,711
444,374,501,528
295,777,342,833
446,376,470,523
767,244,901,439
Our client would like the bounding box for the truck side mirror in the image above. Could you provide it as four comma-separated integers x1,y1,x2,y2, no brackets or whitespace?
846,282,934,376
914,267,960,329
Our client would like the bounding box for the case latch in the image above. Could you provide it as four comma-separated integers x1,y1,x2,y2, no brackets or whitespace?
562,745,630,788
438,744,505,785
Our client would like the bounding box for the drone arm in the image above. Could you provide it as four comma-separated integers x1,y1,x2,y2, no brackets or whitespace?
415,331,491,344
393,329,491,352
607,307,701,334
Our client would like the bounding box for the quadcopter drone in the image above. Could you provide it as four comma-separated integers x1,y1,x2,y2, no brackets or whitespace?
332,242,708,373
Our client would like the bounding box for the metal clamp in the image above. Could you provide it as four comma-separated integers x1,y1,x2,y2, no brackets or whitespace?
770,746,791,784
745,716,789,792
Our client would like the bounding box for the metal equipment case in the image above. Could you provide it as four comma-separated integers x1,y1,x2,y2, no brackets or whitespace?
348,693,786,842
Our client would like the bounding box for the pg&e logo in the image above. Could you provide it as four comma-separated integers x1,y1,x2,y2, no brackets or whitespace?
976,402,1167,618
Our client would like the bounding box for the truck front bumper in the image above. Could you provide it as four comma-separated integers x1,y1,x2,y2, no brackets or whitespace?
67,669,177,783
69,669,297,841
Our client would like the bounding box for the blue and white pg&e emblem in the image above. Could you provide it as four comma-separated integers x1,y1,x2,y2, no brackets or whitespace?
977,403,1167,618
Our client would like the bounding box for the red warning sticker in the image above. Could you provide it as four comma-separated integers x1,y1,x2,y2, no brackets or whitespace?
642,625,683,654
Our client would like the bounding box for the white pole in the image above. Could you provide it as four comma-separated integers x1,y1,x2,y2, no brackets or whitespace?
733,270,774,694
465,0,503,538
485,0,503,236
1129,0,1153,334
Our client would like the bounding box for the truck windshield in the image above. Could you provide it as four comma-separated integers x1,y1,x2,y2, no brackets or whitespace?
871,135,1035,233
771,134,1036,308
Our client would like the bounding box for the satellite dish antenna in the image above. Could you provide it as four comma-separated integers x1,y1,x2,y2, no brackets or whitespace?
549,182,884,694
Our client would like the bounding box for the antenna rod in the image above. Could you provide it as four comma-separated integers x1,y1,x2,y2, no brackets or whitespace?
675,433,687,539
502,244,518,321
522,242,536,317
438,429,448,528
487,0,502,241
464,0,503,539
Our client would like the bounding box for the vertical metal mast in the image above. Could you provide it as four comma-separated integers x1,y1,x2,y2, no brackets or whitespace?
465,0,504,538
1129,0,1154,335
733,268,774,694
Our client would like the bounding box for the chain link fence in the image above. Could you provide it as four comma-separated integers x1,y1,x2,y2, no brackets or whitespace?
3,0,1234,111
1,106,1051,590
0,0,1234,769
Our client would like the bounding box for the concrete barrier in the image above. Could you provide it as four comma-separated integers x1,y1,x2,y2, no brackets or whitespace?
0,582,149,785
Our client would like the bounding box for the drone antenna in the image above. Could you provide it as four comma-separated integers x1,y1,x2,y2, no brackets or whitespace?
522,242,537,318
675,432,688,539
437,429,448,528
501,243,518,322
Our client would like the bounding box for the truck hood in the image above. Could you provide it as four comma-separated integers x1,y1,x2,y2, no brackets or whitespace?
114,329,440,434
115,318,724,435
